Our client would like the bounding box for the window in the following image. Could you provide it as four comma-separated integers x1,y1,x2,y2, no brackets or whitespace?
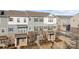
34,26,38,31
39,18,43,22
24,29,26,33
44,26,47,29
48,18,53,22
39,26,43,31
21,30,23,33
48,26,53,30
18,29,23,33
63,23,66,27
34,18,38,22
17,18,20,22
24,18,26,22
8,28,13,32
18,29,20,32
9,18,13,21
29,27,31,30
2,29,5,33
29,18,31,21
1,11,4,15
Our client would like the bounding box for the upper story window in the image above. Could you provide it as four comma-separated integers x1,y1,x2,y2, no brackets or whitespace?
24,18,26,22
8,28,13,32
39,26,43,31
17,18,20,22
48,18,53,22
44,26,47,29
48,26,53,30
0,11,4,15
34,18,38,22
29,18,31,21
39,18,43,22
9,18,13,21
34,26,38,31
29,27,31,30
1,29,5,33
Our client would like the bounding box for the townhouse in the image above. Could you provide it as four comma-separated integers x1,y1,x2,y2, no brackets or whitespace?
70,13,79,35
0,11,13,48
0,10,57,48
0,11,9,36
0,10,57,34
0,10,58,34
56,15,72,32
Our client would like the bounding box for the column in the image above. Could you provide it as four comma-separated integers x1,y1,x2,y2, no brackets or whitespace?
26,37,27,46
15,38,17,47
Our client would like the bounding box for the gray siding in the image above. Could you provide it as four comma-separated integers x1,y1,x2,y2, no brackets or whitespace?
8,25,28,34
0,16,56,35
8,25,17,34
28,17,45,32
28,17,34,31
0,16,9,35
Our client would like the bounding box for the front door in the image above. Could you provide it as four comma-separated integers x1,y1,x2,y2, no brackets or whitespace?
66,25,70,31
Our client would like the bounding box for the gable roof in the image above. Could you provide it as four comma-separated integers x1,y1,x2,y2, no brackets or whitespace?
5,10,27,17
26,11,50,17
0,10,50,17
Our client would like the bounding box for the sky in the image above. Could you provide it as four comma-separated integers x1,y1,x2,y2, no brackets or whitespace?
30,10,79,16
0,0,79,15
0,0,79,10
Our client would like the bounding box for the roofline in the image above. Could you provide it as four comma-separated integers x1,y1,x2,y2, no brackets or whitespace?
55,15,73,17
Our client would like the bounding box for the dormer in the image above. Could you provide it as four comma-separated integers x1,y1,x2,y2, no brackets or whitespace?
48,13,55,17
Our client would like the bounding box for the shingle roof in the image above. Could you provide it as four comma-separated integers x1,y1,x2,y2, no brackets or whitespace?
0,10,50,17
26,11,50,17
5,10,27,17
